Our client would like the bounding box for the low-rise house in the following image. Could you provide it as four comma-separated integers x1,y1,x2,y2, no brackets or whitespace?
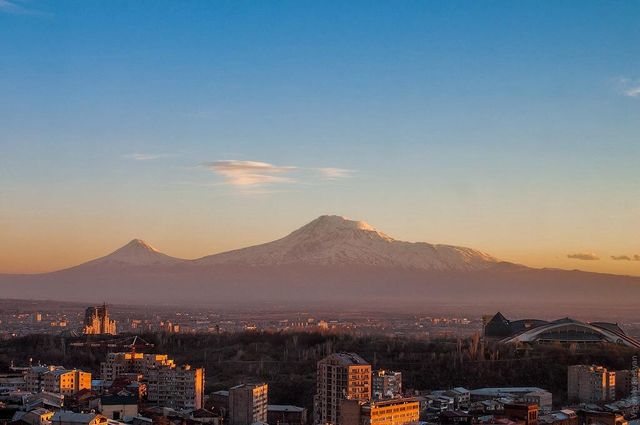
11,408,54,425
267,405,307,425
98,396,138,421
539,409,578,425
51,411,108,425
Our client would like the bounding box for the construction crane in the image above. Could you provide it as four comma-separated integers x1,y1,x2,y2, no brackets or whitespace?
68,335,154,353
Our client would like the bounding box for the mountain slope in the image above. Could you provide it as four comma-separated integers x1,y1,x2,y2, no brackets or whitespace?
194,215,502,271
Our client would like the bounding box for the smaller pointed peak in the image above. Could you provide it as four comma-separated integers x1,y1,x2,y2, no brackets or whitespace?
123,239,159,252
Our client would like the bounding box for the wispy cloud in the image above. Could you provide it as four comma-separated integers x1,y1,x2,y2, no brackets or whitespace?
123,153,173,161
613,77,640,98
567,253,599,261
611,255,632,261
316,167,354,180
0,0,47,15
200,159,354,191
202,160,297,187
611,254,640,261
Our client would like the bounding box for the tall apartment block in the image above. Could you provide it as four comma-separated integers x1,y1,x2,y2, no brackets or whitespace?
83,304,117,335
229,383,269,425
147,365,204,410
372,370,402,400
568,365,616,403
314,353,372,425
100,352,204,410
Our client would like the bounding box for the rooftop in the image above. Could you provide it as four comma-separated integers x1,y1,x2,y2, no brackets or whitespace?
325,352,369,366
52,411,104,424
470,387,548,396
268,405,305,413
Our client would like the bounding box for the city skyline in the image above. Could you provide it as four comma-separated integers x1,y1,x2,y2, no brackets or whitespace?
2,1,639,276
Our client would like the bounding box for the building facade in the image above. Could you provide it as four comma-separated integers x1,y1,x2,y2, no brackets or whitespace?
100,353,175,381
314,353,372,425
25,366,91,395
146,365,204,411
613,369,639,399
567,365,616,404
229,383,268,425
372,371,402,400
340,398,419,425
100,352,203,410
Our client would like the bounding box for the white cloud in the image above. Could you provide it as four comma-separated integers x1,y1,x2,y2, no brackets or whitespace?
123,153,172,161
624,86,640,97
202,160,297,187
316,167,354,180
0,0,46,15
201,160,354,191
613,77,640,98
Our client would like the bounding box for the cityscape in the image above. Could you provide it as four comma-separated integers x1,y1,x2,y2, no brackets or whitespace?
1,3,639,425
1,303,640,425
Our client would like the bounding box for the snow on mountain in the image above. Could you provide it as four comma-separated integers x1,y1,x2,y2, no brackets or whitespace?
70,239,184,269
194,215,500,271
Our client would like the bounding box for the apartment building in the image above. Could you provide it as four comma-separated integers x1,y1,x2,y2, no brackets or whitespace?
340,398,419,425
613,369,639,399
229,383,268,425
100,352,203,410
372,371,402,400
100,353,175,381
314,353,372,425
568,365,616,403
146,364,204,410
25,366,91,395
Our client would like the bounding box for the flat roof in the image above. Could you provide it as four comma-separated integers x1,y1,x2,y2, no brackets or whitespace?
470,387,548,396
268,405,305,412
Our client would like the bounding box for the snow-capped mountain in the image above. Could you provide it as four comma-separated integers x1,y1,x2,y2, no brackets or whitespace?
194,215,500,270
68,239,184,269
2,214,640,307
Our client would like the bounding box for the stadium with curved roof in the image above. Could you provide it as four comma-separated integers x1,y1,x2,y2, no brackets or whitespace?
484,313,640,348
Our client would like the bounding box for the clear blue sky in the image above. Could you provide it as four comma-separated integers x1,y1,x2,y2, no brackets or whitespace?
1,0,639,274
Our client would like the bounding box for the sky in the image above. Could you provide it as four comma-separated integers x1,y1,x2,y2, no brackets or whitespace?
1,0,639,275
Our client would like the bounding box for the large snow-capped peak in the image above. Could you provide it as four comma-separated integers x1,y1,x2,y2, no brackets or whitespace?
73,239,184,268
194,215,500,271
289,215,394,242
